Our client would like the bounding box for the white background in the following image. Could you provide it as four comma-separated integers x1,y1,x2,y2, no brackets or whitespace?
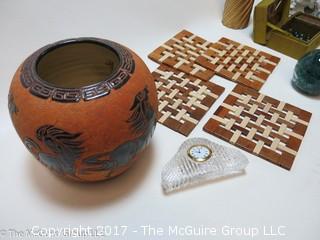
0,0,320,239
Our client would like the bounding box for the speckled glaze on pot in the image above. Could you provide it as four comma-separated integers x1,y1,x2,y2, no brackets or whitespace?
8,37,158,182
292,49,320,96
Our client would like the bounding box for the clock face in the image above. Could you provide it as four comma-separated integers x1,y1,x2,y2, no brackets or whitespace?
188,145,212,162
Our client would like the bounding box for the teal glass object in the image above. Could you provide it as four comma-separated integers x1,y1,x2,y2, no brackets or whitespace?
292,49,320,96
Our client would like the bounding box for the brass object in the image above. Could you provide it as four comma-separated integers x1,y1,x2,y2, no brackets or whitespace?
222,0,255,29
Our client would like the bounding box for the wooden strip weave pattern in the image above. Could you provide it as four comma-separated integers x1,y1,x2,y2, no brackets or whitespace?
148,30,215,81
204,85,312,170
152,65,224,136
196,37,280,90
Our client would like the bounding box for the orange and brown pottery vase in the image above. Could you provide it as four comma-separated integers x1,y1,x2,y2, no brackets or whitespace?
8,37,158,182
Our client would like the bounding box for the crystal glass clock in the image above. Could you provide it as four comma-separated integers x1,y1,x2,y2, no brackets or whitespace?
161,138,249,193
188,145,212,162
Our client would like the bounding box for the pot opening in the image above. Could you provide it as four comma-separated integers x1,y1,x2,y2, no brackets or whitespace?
36,41,120,88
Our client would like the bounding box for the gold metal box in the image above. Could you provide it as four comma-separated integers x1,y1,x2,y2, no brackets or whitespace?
254,0,320,59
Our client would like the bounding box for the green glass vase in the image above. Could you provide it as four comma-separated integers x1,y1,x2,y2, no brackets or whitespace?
292,49,320,96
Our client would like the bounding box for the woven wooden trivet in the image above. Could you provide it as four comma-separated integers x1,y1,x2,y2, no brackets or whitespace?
152,65,224,136
149,30,215,81
203,84,311,170
196,37,280,90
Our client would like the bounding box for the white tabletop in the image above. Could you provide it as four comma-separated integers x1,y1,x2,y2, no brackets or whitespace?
0,0,319,239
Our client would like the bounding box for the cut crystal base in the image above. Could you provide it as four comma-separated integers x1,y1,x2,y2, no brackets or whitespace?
161,138,249,193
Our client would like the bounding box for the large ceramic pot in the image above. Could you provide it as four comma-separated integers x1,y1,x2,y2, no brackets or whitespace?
8,37,158,182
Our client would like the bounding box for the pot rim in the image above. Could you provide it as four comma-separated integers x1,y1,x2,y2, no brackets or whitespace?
19,37,135,103
36,38,123,88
